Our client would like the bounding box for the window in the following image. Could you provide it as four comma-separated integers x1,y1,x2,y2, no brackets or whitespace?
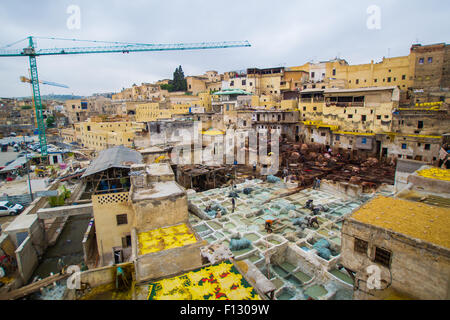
122,235,132,248
387,77,392,83
230,80,234,86
419,58,424,64
348,114,353,119
303,106,307,111
428,57,433,63
374,79,378,83
313,107,317,111
402,75,406,80
425,144,431,150
242,80,246,86
362,137,367,144
354,238,368,255
311,72,315,78
356,79,359,84
243,120,247,126
402,143,407,149
321,132,326,137
116,214,128,226
374,247,391,268
361,115,367,122
332,69,336,76
418,121,423,129
335,135,340,141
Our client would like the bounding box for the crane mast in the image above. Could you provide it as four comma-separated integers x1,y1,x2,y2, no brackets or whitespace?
27,37,48,157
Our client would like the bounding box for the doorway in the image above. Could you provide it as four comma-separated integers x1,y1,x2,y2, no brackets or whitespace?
113,248,123,264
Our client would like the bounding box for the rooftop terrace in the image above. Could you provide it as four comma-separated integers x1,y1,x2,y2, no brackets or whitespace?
351,196,450,248
147,260,260,300
138,223,197,255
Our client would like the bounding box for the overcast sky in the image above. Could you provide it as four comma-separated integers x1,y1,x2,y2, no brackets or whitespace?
0,0,449,97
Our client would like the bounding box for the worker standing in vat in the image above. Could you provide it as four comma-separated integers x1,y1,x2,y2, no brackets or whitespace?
313,178,321,190
265,219,278,233
57,257,66,275
231,197,236,213
307,216,319,229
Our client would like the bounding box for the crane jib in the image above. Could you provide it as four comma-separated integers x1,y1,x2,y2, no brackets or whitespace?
0,36,251,159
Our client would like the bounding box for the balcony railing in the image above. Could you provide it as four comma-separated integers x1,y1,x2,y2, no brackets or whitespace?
326,102,365,107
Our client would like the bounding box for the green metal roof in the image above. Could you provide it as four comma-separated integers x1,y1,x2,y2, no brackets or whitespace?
214,89,252,95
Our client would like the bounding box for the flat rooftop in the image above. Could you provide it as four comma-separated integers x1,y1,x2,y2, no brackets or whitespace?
351,196,450,248
133,181,184,201
146,163,173,176
138,223,197,255
4,213,37,232
147,260,260,300
416,167,450,182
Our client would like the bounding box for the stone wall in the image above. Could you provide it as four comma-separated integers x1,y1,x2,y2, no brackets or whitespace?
134,240,205,283
15,236,38,283
341,218,450,300
132,194,188,231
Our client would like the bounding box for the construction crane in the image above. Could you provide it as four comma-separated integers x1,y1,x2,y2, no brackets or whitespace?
0,36,251,158
20,75,69,128
20,76,69,88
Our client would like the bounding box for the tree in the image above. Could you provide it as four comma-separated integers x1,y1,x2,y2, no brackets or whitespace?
160,83,174,91
46,115,55,128
171,65,187,92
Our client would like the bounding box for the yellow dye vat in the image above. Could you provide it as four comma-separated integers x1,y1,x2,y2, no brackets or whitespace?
138,224,197,255
417,168,450,182
202,130,225,136
147,261,260,300
332,131,375,136
351,196,450,248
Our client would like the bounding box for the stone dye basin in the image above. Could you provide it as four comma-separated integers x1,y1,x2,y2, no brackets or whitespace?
245,233,260,242
276,288,295,300
193,224,210,233
329,269,354,285
207,221,223,230
293,270,312,283
304,285,328,300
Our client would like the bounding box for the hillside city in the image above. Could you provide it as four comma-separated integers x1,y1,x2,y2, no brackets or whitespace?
0,40,449,301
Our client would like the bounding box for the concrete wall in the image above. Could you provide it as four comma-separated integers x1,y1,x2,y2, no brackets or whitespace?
15,236,38,282
394,159,427,192
82,218,96,265
341,218,450,300
134,240,205,283
132,194,188,231
320,180,362,199
78,262,133,289
407,171,450,195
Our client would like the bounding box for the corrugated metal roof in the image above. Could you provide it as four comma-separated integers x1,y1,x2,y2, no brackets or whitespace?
0,156,29,173
82,145,143,178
